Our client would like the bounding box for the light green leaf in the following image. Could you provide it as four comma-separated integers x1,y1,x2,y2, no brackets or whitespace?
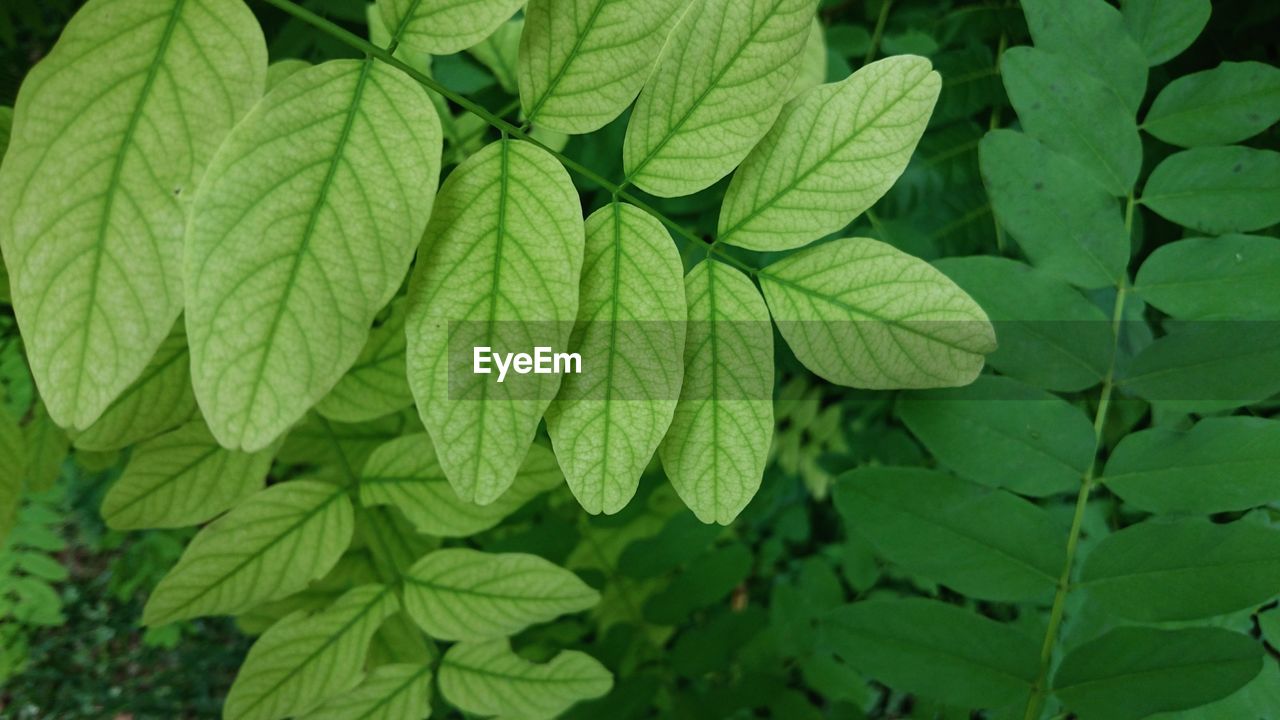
759,237,995,389
1121,0,1211,66
717,55,939,252
266,58,311,90
1053,627,1263,720
898,375,1095,496
0,409,25,542
657,259,773,525
0,0,265,431
1081,517,1280,621
935,257,1112,392
545,203,685,515
468,18,522,93
519,0,692,134
302,663,432,720
224,584,398,720
1000,46,1142,196
1142,61,1280,147
72,321,195,451
1020,0,1147,112
979,130,1129,288
438,639,613,720
834,467,1064,601
406,139,583,505
101,420,274,530
185,59,441,452
314,298,414,424
1141,146,1280,234
788,17,827,100
622,0,816,197
1118,322,1280,412
1134,234,1280,320
378,0,524,54
1103,417,1280,514
821,598,1039,709
142,480,353,626
403,548,599,641
359,434,563,537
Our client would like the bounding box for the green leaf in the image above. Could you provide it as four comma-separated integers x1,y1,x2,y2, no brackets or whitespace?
100,420,274,530
1021,0,1147,112
1000,46,1142,196
72,321,195,452
1118,322,1280,411
898,375,1095,496
314,298,414,424
821,598,1039,709
406,139,584,505
186,59,441,452
0,105,11,156
1080,517,1280,621
935,257,1112,392
438,639,613,720
834,467,1064,601
0,0,265,431
22,402,68,493
403,548,599,641
377,0,524,54
142,480,353,626
224,584,398,720
302,663,432,720
657,259,773,525
1141,146,1280,234
359,433,564,537
266,58,311,90
622,0,816,197
1134,234,1280,320
979,130,1129,288
1103,417,1280,514
788,16,827,100
545,203,685,515
468,18,522,93
717,55,940,252
1053,627,1263,720
0,409,25,542
1121,0,1211,66
518,0,688,134
1142,61,1280,147
759,237,995,389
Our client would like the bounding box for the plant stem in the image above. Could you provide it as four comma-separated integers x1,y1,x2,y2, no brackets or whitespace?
1022,194,1134,720
865,0,893,65
258,0,750,271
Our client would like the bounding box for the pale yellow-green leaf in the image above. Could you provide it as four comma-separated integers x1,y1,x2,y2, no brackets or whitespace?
719,55,939,251
378,0,524,54
438,639,613,719
0,0,265,430
302,663,432,720
266,59,310,90
758,237,996,388
546,203,685,515
405,139,584,504
469,18,523,93
519,0,689,134
315,298,414,424
623,0,817,197
185,59,441,451
658,259,773,525
788,16,827,100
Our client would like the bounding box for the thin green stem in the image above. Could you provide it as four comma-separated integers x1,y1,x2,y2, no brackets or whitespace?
259,0,747,270
1022,194,1135,720
864,0,893,66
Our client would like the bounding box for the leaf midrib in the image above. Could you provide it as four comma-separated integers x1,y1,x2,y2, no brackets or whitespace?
525,0,610,124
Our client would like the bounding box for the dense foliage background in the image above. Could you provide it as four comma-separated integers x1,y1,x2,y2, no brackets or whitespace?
1,0,1279,718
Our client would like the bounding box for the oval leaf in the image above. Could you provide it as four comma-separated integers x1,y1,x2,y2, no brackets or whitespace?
302,663,431,720
1020,0,1147,111
1143,61,1280,147
1122,0,1212,66
378,0,524,54
1134,234,1280,320
1141,146,1280,234
438,639,613,720
314,298,414,424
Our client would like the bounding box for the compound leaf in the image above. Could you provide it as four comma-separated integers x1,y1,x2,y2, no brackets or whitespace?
302,663,432,720
224,584,398,720
186,59,441,452
142,480,353,626
1021,0,1146,112
623,0,816,197
403,548,599,641
717,55,940,252
759,237,995,389
377,0,524,54
657,259,773,525
833,467,1064,601
1118,322,1280,412
1134,234,1280,320
406,139,583,505
438,639,613,720
546,203,685,515
519,0,689,134
359,433,564,538
1121,0,1212,66
1053,627,1262,720
1142,61,1280,147
1141,146,1280,234
0,0,266,431
314,298,414,424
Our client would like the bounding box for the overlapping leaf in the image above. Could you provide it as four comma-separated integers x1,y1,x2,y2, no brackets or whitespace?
438,639,613,719
302,663,431,720
1121,0,1212,66
1134,234,1280,320
377,0,524,54
1020,0,1147,111
314,298,414,424
1141,146,1280,234
1142,61,1280,147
